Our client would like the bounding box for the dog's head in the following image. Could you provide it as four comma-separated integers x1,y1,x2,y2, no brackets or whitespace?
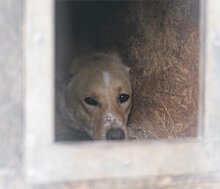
65,53,132,140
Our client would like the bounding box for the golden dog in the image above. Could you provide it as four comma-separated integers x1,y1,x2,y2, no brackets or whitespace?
63,52,132,140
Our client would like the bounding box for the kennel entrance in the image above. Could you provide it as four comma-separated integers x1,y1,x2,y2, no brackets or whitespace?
24,0,220,187
55,0,200,141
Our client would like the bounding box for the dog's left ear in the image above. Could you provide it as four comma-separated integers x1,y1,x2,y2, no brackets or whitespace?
124,66,131,74
112,52,131,74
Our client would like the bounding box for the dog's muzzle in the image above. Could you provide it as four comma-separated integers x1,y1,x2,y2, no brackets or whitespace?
106,128,125,140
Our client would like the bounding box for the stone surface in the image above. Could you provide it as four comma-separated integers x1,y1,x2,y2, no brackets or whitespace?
0,0,23,188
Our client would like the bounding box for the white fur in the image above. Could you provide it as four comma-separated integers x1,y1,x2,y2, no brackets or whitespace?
102,71,123,129
102,71,110,88
103,113,123,128
102,71,112,111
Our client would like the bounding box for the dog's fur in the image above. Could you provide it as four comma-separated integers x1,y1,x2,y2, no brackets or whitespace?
62,52,132,140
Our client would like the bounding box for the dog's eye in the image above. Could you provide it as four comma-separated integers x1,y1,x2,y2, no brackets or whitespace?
118,93,130,103
84,97,98,106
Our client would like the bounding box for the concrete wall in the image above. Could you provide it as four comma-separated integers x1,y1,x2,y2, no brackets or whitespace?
0,0,24,188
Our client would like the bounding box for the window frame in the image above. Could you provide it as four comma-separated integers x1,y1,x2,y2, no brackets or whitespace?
24,0,220,184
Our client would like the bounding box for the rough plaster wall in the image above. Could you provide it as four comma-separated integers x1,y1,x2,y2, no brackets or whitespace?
126,0,199,139
0,0,24,188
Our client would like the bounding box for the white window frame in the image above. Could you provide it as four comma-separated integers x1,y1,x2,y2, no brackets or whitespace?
24,0,220,184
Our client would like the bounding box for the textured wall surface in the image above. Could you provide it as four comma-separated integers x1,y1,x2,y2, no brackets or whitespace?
0,0,24,188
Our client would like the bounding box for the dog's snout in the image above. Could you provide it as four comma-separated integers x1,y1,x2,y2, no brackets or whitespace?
106,128,125,140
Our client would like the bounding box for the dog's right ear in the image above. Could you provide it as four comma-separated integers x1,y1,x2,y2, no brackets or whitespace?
69,58,81,77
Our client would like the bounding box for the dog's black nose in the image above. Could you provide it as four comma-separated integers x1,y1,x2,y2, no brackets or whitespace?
106,128,125,140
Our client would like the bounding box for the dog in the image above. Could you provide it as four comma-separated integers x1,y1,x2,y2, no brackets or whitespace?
62,52,132,140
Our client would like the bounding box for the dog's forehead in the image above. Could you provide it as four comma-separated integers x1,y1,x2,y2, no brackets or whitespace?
77,61,131,97
101,70,129,88
81,69,129,97
102,71,111,88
